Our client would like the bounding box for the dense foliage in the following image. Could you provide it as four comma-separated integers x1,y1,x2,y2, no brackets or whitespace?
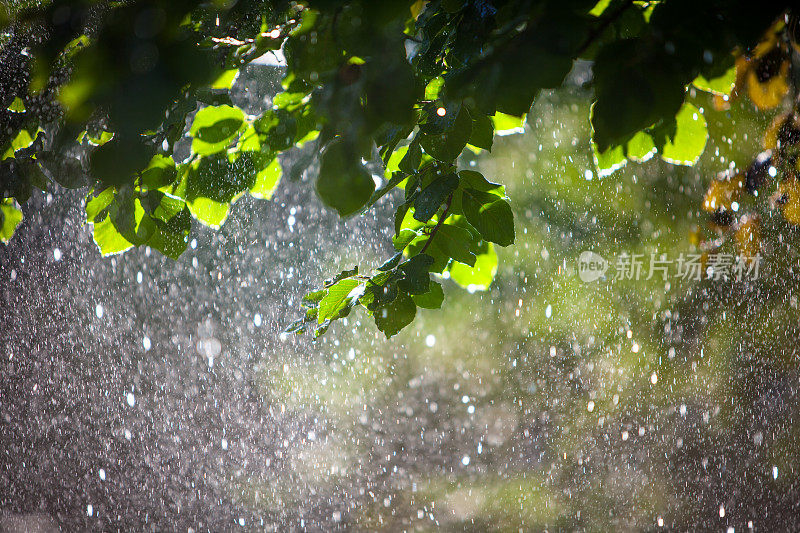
0,0,797,337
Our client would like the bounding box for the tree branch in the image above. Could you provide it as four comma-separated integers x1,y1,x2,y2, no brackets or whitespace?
419,193,453,254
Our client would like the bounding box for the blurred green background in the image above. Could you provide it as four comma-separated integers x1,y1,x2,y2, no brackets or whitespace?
254,69,800,531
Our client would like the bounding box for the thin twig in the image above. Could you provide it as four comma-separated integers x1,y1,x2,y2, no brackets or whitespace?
419,193,453,254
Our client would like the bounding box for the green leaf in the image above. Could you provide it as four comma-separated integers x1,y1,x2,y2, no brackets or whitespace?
460,188,515,246
378,251,404,271
85,187,115,222
90,137,154,186
393,228,419,251
7,97,25,113
91,215,134,256
325,266,359,286
413,173,459,222
458,170,505,196
591,39,686,152
589,0,612,16
693,65,736,96
316,138,376,217
423,223,477,267
374,291,416,338
591,129,656,177
424,77,445,100
399,142,422,173
491,112,526,135
412,281,444,309
250,158,282,200
626,130,657,161
187,197,230,228
0,199,23,243
190,105,245,156
318,278,362,323
448,243,498,291
399,253,434,294
237,125,262,152
303,289,327,307
186,155,251,203
211,69,239,90
659,103,708,166
85,130,114,147
2,129,35,160
419,107,472,162
140,155,177,190
385,146,410,175
592,142,626,177
254,108,299,152
468,109,494,151
108,192,155,246
148,206,191,260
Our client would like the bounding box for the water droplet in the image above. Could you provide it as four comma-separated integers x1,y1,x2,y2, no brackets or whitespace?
461,455,470,466
719,504,725,518
95,304,104,319
545,304,552,318
53,248,61,261
587,400,595,412
254,313,262,327
222,438,228,450
425,334,436,347
98,468,106,481
126,392,135,407
142,336,151,351
773,465,778,479
650,372,658,385
87,504,93,517
436,107,446,117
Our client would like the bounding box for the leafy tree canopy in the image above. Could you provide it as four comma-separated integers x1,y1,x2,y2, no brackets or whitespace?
0,0,798,337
